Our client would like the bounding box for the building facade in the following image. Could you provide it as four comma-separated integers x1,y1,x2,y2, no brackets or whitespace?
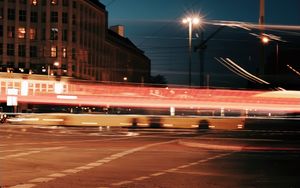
0,0,150,83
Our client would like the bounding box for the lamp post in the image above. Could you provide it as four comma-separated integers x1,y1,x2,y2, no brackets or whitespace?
182,16,200,86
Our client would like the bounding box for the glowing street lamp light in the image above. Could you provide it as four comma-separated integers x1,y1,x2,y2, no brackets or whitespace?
182,16,201,86
261,36,270,44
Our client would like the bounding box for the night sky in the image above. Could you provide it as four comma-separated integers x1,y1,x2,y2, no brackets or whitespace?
100,0,300,87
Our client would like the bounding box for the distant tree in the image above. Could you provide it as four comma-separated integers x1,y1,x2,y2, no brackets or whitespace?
148,74,167,86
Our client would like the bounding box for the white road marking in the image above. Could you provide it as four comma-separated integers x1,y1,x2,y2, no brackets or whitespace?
29,177,54,183
76,166,94,170
126,152,234,185
87,162,103,167
111,180,132,186
165,168,178,172
9,184,36,188
15,140,176,187
134,176,150,181
0,147,65,160
48,173,66,178
96,159,111,163
151,172,165,176
63,169,82,173
178,165,190,169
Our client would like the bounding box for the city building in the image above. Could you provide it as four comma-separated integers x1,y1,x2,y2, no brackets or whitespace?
0,0,150,83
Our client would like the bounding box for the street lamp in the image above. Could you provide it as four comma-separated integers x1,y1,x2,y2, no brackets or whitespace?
182,16,201,86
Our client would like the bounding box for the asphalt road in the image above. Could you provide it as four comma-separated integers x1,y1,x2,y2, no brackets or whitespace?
1,124,300,188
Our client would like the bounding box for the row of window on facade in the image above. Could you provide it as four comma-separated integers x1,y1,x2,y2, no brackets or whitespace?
0,0,75,7
0,25,77,42
0,9,75,25
0,43,76,59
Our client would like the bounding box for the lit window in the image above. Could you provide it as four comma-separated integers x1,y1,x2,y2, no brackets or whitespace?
29,28,36,40
62,47,67,58
32,0,37,5
51,46,57,57
51,0,57,5
18,27,26,39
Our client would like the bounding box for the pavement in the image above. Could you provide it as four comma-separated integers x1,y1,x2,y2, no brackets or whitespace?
178,138,300,152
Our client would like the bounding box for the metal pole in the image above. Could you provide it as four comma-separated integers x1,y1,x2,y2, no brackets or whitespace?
276,43,279,73
199,31,204,86
188,21,192,86
47,65,50,77
259,0,265,77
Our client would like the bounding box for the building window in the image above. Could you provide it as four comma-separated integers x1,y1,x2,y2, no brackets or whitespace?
41,0,46,5
7,44,14,56
50,28,58,40
8,9,15,20
62,47,67,58
72,30,76,43
51,0,57,5
30,11,38,22
19,10,26,22
30,46,37,57
31,0,37,5
0,43,3,55
18,27,26,39
18,45,26,57
41,28,46,40
0,8,3,20
7,61,14,68
29,28,36,40
72,1,76,8
51,46,57,57
62,29,68,41
51,11,58,23
41,12,46,23
20,0,27,4
19,62,26,68
72,14,76,25
72,48,76,59
0,25,3,37
62,12,68,24
7,26,15,38
62,0,68,6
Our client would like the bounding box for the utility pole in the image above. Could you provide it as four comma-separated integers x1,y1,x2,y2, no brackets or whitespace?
259,0,265,25
194,26,225,86
259,0,265,77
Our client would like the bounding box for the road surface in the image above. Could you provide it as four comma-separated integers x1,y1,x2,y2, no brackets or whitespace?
1,124,300,188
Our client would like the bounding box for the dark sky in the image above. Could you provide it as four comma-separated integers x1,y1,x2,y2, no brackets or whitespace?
100,0,300,87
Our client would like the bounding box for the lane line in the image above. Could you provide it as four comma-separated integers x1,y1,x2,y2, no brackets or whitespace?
0,147,65,160
151,172,165,176
29,177,54,183
76,166,94,170
63,169,82,173
111,180,132,186
121,151,235,186
9,184,36,188
134,176,150,181
48,173,67,178
12,140,176,188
